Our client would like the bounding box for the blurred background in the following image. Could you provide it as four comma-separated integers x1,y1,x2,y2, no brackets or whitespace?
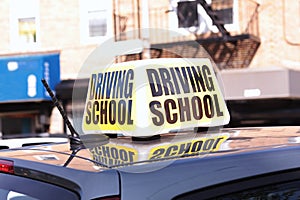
0,0,299,137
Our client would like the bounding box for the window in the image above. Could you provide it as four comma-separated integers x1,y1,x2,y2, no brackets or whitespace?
18,17,37,43
80,0,113,44
210,0,238,32
169,0,238,34
0,189,38,200
217,180,300,199
177,1,199,28
88,10,107,37
10,0,40,49
0,173,79,200
174,169,300,200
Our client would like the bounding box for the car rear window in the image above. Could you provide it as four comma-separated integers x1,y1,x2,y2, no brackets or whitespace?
0,173,79,200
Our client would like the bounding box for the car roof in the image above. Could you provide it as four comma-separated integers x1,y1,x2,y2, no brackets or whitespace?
0,126,299,172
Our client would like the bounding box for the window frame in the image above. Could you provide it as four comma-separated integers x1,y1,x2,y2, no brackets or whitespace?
168,0,239,35
79,0,113,44
9,0,40,50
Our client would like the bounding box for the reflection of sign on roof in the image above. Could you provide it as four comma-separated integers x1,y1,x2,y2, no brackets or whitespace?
88,133,230,167
148,134,229,160
82,58,230,137
89,144,138,167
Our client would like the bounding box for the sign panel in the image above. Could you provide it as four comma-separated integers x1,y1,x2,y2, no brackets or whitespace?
82,58,230,136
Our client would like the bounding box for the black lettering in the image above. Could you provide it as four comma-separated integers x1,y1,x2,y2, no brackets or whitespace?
214,94,224,117
101,72,108,99
89,147,96,156
149,148,165,160
191,141,203,153
149,101,164,126
105,72,114,99
191,96,203,120
100,101,108,124
124,69,134,98
114,160,124,165
108,158,115,166
164,99,177,124
101,146,111,157
193,66,206,92
89,74,97,100
177,67,190,93
92,101,99,124
101,157,108,165
165,145,178,157
202,65,215,91
212,137,224,150
128,151,135,162
110,147,119,159
159,68,175,95
186,67,197,92
108,100,116,124
99,157,107,164
178,142,191,155
92,155,100,162
203,139,214,151
116,71,126,98
178,97,191,122
146,69,162,97
93,146,101,156
85,101,92,124
118,100,126,125
127,100,134,124
111,71,119,98
169,68,181,94
203,95,214,118
96,73,103,99
119,149,128,162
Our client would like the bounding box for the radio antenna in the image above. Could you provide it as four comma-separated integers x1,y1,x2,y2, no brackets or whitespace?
41,79,82,149
42,79,109,167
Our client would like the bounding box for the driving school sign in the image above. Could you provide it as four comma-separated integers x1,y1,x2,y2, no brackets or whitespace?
82,58,230,136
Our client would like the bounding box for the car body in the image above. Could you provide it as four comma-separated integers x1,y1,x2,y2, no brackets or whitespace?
1,58,298,200
0,126,300,199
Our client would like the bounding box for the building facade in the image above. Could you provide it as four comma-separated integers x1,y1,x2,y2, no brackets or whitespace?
1,0,299,76
0,0,299,135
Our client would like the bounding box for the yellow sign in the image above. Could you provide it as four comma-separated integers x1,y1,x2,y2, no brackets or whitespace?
82,58,230,136
83,65,136,132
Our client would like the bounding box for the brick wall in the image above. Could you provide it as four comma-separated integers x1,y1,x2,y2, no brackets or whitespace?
251,0,300,69
0,0,299,80
0,0,11,51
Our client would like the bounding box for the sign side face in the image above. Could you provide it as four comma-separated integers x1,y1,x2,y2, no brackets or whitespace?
83,64,136,133
82,58,230,136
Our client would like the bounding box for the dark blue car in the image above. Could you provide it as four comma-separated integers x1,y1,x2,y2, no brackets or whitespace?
1,58,300,200
0,126,300,199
